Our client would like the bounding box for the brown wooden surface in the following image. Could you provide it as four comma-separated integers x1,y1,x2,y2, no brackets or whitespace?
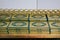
0,34,60,38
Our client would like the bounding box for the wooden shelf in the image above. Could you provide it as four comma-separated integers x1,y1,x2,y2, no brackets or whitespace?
0,34,60,38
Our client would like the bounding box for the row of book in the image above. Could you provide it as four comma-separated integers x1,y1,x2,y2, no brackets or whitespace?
0,9,60,34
